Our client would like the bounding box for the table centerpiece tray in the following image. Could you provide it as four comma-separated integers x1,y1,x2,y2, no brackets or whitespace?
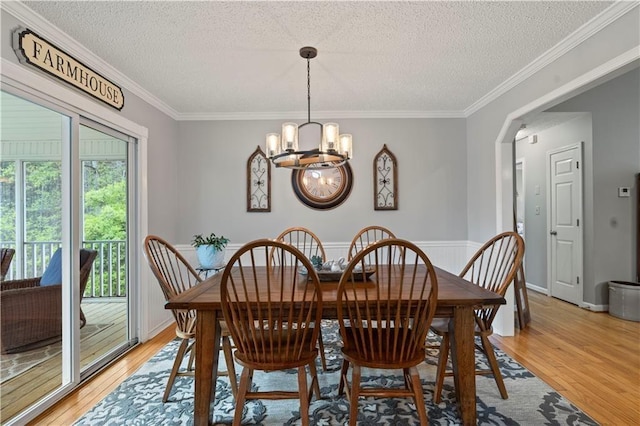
299,267,375,282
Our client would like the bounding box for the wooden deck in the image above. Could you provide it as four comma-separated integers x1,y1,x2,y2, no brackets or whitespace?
0,299,128,423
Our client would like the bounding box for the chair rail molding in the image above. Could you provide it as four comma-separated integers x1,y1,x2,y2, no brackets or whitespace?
176,240,471,276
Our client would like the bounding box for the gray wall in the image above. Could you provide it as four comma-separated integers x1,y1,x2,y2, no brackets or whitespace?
516,114,592,293
466,8,639,243
516,69,639,306
549,68,640,303
176,118,468,245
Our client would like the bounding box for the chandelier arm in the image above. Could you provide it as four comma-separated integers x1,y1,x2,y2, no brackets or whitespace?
298,121,323,128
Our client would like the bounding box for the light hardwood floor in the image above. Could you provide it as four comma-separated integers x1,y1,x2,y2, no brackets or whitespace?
492,291,640,426
27,291,640,425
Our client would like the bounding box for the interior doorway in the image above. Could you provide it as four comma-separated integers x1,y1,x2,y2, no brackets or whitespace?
515,159,525,240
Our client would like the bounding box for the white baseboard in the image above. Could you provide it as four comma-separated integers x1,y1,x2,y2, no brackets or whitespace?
526,282,548,295
581,302,609,312
524,284,609,312
143,317,175,343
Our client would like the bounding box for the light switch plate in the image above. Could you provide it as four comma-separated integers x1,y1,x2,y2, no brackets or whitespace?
618,187,630,197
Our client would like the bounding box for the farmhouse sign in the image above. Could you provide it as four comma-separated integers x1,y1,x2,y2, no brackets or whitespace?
13,28,124,110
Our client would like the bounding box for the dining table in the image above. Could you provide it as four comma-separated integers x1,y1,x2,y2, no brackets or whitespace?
166,264,505,426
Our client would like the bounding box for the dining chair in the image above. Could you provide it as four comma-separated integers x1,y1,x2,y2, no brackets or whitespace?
220,239,322,426
143,235,237,402
273,226,326,265
337,238,438,426
273,226,328,370
431,231,525,402
1,248,15,281
347,225,396,260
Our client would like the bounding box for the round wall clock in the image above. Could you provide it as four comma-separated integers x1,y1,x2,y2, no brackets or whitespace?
291,163,353,210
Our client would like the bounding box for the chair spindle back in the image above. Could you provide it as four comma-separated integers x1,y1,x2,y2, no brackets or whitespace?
143,235,200,334
338,238,438,366
461,231,524,328
273,227,326,266
221,239,323,367
347,225,396,260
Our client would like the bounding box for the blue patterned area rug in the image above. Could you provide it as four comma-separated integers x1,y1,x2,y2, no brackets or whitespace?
75,321,597,425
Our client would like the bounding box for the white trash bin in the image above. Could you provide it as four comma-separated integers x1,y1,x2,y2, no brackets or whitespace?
608,281,640,322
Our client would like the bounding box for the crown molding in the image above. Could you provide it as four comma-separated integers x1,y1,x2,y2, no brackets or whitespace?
2,1,180,120
176,110,466,121
464,1,639,117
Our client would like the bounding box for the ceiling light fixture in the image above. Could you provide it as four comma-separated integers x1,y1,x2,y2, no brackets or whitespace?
266,46,352,169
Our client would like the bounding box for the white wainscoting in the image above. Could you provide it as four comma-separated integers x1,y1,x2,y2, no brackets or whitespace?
175,240,471,275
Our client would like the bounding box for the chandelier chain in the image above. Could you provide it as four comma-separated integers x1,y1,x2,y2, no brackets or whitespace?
307,57,311,124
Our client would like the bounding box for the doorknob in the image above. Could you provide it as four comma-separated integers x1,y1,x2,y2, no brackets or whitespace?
550,230,557,236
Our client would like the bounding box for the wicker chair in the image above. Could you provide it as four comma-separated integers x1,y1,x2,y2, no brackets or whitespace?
143,235,237,402
220,239,322,426
431,231,525,402
347,225,396,261
273,226,328,370
337,238,438,425
0,249,97,354
1,248,15,281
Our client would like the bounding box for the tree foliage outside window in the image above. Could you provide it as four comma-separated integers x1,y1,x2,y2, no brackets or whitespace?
83,160,127,296
1,159,128,296
0,162,16,243
25,162,63,242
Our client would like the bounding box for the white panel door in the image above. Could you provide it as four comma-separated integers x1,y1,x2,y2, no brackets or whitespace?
548,144,583,305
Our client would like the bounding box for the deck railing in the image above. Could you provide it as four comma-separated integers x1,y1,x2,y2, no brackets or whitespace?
1,241,127,299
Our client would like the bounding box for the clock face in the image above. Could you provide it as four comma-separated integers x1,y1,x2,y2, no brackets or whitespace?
291,163,353,210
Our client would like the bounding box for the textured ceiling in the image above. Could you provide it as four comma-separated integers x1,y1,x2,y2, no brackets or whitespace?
21,1,614,117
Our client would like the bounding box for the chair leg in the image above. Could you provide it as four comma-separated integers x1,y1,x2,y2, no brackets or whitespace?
433,333,450,404
348,364,361,426
338,359,350,396
222,335,238,398
317,329,328,371
233,368,252,426
298,365,310,426
186,341,195,371
308,359,321,400
480,333,508,399
163,337,190,403
408,366,429,425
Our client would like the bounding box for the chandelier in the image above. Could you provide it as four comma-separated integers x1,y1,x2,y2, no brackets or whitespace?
266,46,353,169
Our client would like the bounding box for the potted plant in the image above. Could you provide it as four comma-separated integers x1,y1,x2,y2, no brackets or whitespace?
191,233,230,269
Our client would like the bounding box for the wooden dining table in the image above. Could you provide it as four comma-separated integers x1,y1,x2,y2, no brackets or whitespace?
166,265,505,426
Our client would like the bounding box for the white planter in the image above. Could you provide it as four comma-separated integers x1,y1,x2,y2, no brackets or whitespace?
196,245,225,269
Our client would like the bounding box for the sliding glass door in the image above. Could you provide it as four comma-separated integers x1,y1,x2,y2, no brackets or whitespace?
79,122,135,374
0,89,139,424
0,91,67,423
